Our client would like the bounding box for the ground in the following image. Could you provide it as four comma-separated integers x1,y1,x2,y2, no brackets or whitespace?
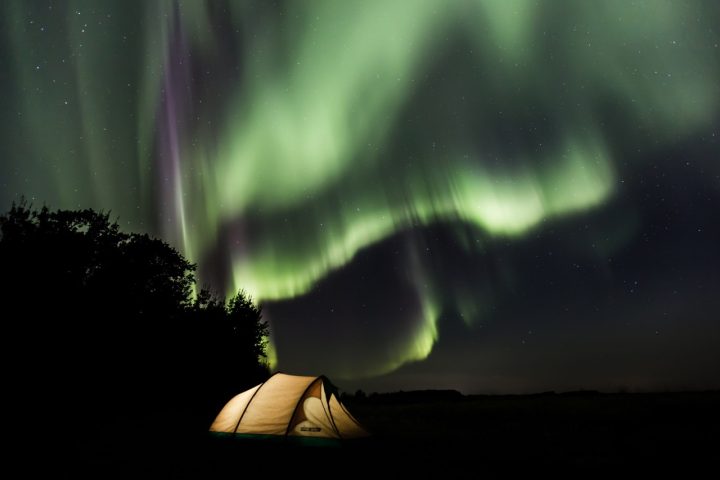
56,391,719,475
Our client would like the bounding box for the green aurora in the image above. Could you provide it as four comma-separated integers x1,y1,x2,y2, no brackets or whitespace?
2,0,719,381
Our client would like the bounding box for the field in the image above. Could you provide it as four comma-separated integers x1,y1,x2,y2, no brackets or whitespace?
67,391,719,474
346,391,720,467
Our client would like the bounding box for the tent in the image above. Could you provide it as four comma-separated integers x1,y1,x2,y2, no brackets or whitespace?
209,373,369,439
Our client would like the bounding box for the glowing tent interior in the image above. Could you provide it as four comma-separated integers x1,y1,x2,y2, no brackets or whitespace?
210,373,369,439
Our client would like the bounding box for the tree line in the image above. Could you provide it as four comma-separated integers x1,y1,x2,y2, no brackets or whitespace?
0,201,269,440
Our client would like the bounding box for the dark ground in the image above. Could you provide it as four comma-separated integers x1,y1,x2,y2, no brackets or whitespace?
47,391,719,475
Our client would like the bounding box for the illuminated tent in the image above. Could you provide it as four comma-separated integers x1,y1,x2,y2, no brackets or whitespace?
209,373,369,439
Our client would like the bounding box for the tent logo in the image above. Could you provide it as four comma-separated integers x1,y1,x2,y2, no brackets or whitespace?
300,426,322,432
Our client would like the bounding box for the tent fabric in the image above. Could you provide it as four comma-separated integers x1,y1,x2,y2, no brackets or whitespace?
210,373,369,439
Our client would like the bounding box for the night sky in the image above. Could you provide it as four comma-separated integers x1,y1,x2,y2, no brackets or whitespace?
1,1,719,393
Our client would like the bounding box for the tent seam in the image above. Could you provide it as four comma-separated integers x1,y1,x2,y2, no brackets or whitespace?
232,371,280,433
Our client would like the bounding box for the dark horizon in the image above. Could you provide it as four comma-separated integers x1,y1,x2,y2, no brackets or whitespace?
1,0,719,393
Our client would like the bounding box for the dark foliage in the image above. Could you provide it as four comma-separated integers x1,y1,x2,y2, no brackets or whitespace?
0,201,269,453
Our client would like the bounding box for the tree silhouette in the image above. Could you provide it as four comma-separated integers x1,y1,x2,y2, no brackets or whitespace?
0,200,269,442
184,288,270,419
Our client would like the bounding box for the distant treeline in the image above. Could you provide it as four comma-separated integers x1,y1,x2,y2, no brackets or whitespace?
344,389,720,406
344,389,465,404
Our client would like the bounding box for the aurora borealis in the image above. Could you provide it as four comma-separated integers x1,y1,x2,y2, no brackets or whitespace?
2,0,719,392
